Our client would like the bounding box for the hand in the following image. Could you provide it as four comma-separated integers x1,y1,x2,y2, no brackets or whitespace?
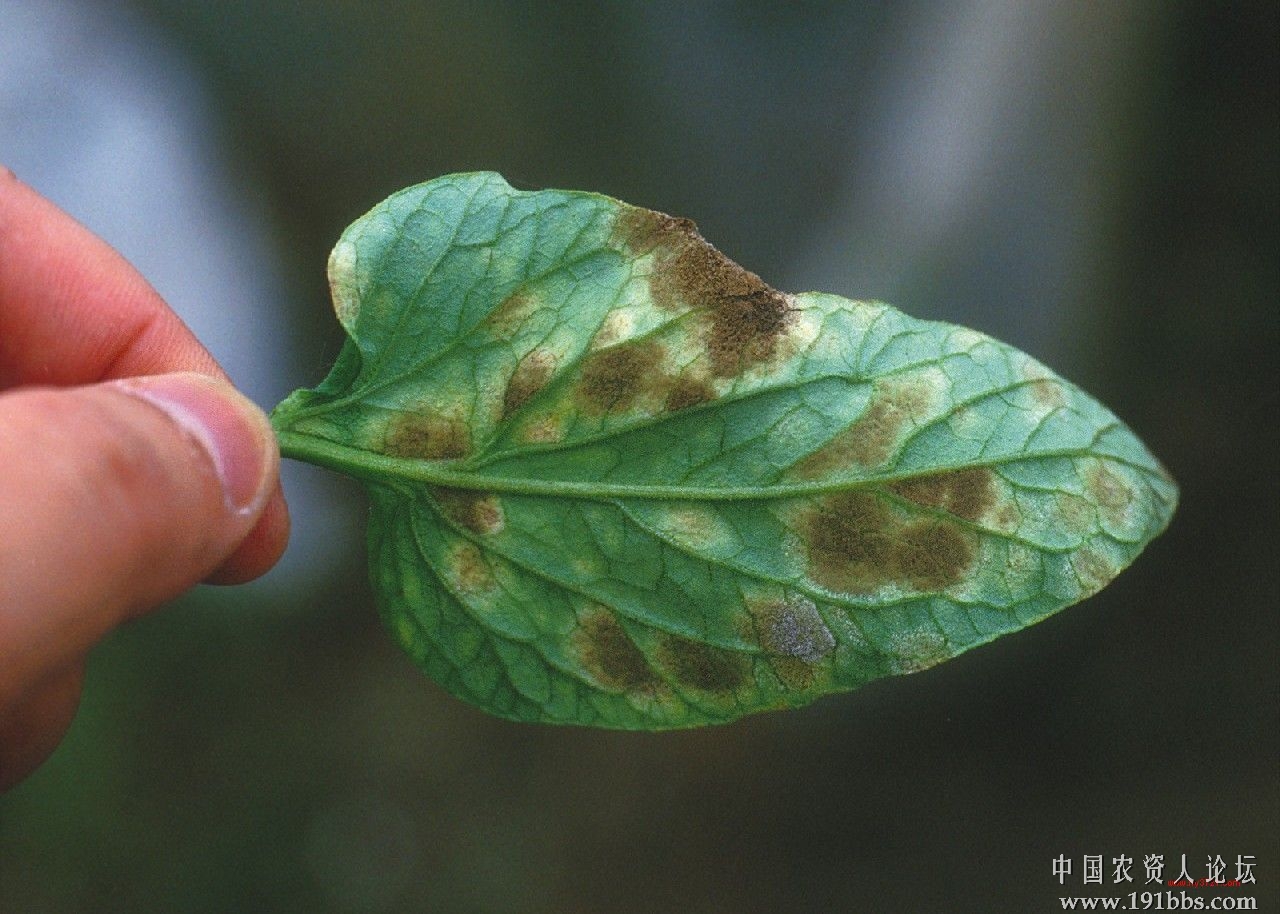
0,168,290,789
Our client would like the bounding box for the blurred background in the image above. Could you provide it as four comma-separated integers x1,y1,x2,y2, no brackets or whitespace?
1,1,1276,911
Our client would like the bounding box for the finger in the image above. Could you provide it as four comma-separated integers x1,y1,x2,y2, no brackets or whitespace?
0,166,218,387
206,488,291,585
0,166,289,580
0,373,278,708
0,662,83,792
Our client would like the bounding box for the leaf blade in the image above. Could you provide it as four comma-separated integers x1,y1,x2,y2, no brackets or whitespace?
273,172,1177,728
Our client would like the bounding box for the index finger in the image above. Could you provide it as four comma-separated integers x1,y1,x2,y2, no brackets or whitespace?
0,166,220,387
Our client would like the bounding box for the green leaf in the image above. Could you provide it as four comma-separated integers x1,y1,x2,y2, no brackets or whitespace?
271,172,1177,729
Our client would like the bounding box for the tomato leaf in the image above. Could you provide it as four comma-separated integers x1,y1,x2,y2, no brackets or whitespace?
271,172,1177,728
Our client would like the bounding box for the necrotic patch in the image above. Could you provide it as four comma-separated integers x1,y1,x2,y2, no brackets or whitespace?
430,487,504,535
791,382,934,476
503,350,556,418
800,492,977,593
659,635,747,693
575,340,664,414
612,205,795,377
664,377,716,412
384,411,470,459
752,596,835,663
889,468,996,523
574,610,658,693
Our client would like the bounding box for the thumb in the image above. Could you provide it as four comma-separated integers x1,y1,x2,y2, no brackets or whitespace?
0,372,279,698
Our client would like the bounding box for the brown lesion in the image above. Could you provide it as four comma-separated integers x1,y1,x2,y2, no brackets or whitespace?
750,596,835,663
800,491,978,594
612,204,796,378
889,467,996,523
574,609,660,694
664,377,716,412
502,349,557,419
1084,459,1133,525
749,596,835,691
1071,547,1115,596
1022,361,1067,408
451,542,496,594
383,411,470,459
484,288,536,339
430,486,504,535
574,340,665,415
658,635,748,694
790,383,934,477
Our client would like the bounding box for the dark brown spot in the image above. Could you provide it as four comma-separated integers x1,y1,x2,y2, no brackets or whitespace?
612,207,700,255
895,522,973,591
613,205,795,377
576,340,664,415
660,635,747,693
791,384,933,476
430,487,503,535
384,412,470,459
664,377,716,412
575,610,659,693
889,467,996,523
802,492,977,593
503,350,556,418
706,289,794,377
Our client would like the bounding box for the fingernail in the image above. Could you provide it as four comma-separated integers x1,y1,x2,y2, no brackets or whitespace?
114,372,277,515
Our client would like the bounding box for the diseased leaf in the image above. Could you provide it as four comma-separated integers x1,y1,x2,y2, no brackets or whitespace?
271,172,1177,728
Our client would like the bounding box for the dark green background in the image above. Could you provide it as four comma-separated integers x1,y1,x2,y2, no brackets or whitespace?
3,3,1276,911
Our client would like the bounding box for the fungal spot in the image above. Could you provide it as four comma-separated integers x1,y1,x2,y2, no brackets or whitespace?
384,412,470,459
430,487,504,535
751,596,835,663
889,467,996,523
889,630,950,674
327,239,359,329
660,635,747,693
661,505,726,548
574,609,659,693
1055,491,1096,534
801,492,977,593
1023,363,1066,408
503,350,556,418
791,383,933,476
1084,460,1133,524
485,288,535,338
1071,548,1115,596
995,502,1022,532
664,377,716,412
519,415,564,444
612,207,701,257
590,309,634,350
613,205,795,377
451,543,495,593
769,656,817,691
576,340,664,414
706,289,795,377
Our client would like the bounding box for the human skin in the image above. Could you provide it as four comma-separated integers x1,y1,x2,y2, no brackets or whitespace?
0,167,290,789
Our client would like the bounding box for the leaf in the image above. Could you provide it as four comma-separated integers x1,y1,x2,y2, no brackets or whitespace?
271,172,1177,729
